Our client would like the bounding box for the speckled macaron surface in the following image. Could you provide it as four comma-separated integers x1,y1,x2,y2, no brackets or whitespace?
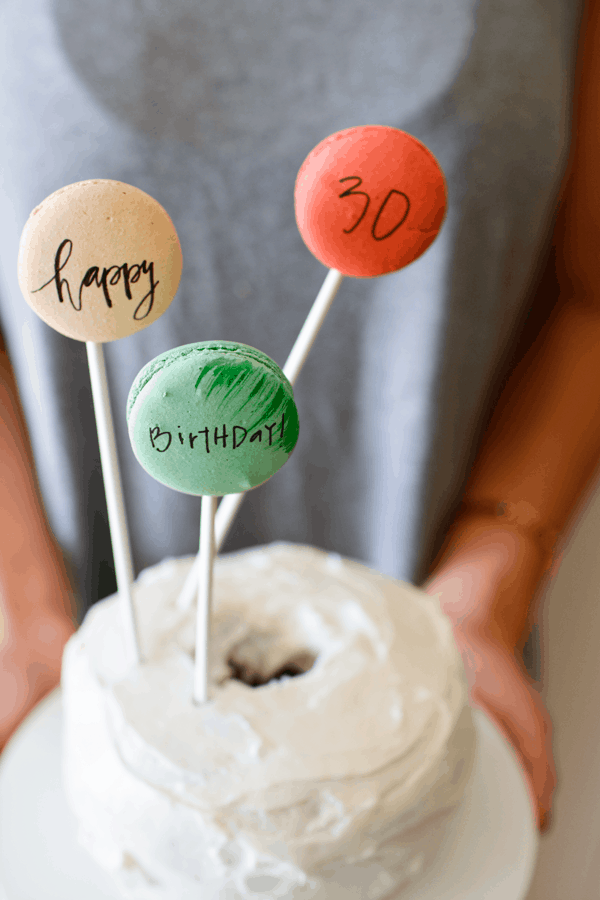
126,341,300,496
18,180,182,342
295,125,446,277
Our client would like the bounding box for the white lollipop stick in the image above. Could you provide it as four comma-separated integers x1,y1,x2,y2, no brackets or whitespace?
193,494,217,704
87,341,141,666
176,268,344,613
18,180,183,667
129,343,298,703
215,492,245,547
282,267,344,382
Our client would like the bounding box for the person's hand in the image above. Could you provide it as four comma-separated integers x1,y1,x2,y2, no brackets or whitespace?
0,595,75,751
448,621,554,832
0,343,77,751
425,548,556,832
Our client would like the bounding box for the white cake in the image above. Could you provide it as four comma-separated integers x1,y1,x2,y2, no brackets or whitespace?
61,543,476,900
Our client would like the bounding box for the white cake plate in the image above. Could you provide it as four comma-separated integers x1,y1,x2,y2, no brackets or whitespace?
0,689,538,900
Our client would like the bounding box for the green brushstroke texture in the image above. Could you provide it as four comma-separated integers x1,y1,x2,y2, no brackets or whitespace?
126,341,299,496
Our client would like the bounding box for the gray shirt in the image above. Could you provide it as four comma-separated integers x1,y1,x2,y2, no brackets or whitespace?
0,0,582,609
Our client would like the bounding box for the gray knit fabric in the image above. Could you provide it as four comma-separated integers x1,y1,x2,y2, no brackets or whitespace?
0,0,582,608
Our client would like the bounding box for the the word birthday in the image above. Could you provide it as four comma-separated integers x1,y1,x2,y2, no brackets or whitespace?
34,239,159,320
149,414,287,453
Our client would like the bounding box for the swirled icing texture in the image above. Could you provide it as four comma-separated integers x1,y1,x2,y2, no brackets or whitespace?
61,544,476,899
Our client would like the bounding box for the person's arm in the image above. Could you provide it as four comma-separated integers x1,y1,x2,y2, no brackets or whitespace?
0,334,76,749
426,0,600,831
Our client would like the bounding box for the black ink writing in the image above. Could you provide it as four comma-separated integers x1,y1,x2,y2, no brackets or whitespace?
372,190,410,241
233,426,247,449
338,179,410,241
34,239,159,320
150,415,286,454
198,428,210,453
265,422,277,445
214,424,228,448
33,239,75,307
131,261,159,320
339,177,370,234
149,426,172,452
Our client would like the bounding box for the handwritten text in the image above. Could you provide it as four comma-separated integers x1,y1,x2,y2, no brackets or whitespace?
34,239,159,320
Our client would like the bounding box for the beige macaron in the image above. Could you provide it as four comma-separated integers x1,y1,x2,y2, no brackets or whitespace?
18,180,182,342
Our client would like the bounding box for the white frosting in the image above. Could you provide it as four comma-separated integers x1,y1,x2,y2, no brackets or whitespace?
62,543,476,899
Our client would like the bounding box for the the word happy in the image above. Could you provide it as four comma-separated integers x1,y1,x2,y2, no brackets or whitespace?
34,239,159,320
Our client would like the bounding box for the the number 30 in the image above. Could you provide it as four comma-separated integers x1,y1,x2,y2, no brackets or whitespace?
338,176,410,242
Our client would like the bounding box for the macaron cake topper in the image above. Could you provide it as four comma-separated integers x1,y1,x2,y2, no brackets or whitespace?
294,125,446,277
177,126,448,614
18,179,182,342
17,180,183,668
127,341,300,496
128,341,299,704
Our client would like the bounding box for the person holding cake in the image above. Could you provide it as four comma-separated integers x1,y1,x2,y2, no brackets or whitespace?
0,0,593,853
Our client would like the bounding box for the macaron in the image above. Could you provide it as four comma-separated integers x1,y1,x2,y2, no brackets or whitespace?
127,341,300,496
18,180,182,342
294,125,446,277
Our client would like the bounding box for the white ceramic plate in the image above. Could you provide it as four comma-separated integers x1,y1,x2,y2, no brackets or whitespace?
0,690,538,900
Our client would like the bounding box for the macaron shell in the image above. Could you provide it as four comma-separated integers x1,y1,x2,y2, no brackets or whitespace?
294,126,446,277
127,342,299,496
18,180,182,342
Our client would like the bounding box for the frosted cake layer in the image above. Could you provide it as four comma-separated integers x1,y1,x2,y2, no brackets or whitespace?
61,543,476,899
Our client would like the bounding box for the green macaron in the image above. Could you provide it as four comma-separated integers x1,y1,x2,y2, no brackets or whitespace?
126,341,299,496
